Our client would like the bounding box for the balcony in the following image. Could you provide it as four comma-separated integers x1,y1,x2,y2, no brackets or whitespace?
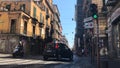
46,14,49,19
39,22,44,28
34,1,45,11
106,0,117,6
39,3,45,11
101,6,108,14
45,0,54,13
32,18,38,25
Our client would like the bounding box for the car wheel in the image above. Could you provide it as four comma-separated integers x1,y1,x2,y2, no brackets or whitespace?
43,56,48,60
69,55,73,61
20,53,24,57
12,53,16,58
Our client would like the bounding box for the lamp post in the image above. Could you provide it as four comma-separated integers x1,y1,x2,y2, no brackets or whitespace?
90,3,100,68
96,18,100,68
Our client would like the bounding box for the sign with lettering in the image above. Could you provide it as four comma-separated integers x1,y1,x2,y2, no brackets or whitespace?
84,17,94,29
84,22,94,29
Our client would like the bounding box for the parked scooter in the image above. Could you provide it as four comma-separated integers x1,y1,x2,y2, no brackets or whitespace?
13,41,24,58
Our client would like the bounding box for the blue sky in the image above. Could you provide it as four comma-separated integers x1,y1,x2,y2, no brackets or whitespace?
53,0,76,48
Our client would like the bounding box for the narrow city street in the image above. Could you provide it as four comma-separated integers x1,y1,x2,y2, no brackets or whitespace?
0,53,95,68
0,0,120,68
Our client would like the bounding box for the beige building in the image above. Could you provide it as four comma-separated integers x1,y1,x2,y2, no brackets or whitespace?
92,0,107,47
0,0,56,54
106,0,120,58
0,0,47,38
52,5,62,42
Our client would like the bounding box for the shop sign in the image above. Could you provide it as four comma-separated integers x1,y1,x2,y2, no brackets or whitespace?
84,17,94,29
83,17,93,22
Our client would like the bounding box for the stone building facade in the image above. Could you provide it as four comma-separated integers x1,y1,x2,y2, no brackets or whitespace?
0,0,62,55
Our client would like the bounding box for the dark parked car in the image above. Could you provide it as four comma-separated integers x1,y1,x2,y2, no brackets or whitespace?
43,42,73,61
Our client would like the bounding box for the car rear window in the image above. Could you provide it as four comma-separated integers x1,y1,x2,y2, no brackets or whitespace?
46,43,54,49
58,43,70,50
58,43,65,48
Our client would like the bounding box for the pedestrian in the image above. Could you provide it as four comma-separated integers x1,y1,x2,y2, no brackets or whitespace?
82,48,84,56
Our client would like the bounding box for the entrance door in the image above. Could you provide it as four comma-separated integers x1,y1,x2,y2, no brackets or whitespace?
118,22,120,58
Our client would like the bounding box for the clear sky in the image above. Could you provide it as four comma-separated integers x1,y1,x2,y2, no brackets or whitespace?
53,0,76,48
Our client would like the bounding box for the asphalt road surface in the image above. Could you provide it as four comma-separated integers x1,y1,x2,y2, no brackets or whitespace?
0,53,95,68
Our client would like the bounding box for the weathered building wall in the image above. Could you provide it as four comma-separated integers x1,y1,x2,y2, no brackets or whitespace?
0,34,30,55
0,34,19,53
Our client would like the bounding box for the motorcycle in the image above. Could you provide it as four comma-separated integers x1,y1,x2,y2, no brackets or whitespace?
12,45,24,58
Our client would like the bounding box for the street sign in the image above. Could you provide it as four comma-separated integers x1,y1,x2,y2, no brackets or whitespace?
83,17,93,22
84,22,94,29
83,17,94,29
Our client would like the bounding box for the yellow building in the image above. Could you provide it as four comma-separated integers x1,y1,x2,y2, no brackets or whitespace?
0,0,54,54
92,0,107,45
44,0,54,41
0,0,47,38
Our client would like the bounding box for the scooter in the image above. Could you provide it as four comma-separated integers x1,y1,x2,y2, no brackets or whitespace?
12,45,24,58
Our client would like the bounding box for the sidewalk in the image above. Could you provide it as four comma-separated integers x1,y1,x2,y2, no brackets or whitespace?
100,57,120,68
0,53,43,60
0,53,12,58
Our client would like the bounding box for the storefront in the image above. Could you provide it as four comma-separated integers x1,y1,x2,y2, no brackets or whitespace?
109,8,120,58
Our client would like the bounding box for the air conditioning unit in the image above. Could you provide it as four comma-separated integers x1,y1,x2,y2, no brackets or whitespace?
4,8,8,11
21,6,24,10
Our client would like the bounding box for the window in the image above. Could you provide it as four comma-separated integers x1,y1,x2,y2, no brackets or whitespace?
40,13,42,22
33,26,35,35
33,7,36,18
43,16,44,23
10,19,16,33
46,8,49,15
20,4,25,11
6,4,11,11
23,21,27,34
46,20,48,26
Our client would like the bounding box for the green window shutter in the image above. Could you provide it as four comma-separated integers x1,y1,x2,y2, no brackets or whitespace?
40,13,42,22
33,7,36,18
